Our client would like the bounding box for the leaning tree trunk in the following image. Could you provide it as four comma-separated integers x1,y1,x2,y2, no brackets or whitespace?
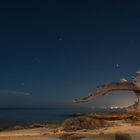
73,82,140,112
125,90,140,112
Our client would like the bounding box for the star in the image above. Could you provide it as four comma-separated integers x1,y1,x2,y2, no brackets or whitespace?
116,64,120,68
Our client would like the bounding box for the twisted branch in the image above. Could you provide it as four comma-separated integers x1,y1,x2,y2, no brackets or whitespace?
73,82,140,103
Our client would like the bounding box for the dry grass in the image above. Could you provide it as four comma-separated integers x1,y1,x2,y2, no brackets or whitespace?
87,112,134,120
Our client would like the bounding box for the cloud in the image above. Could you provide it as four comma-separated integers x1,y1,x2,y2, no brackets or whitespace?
0,90,31,96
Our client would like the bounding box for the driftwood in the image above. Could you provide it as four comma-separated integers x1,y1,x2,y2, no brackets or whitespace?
73,70,140,112
73,82,140,103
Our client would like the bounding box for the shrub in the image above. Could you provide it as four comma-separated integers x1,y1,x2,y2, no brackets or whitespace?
62,116,110,131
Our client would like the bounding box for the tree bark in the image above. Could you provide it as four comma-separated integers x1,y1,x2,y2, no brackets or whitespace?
73,82,139,103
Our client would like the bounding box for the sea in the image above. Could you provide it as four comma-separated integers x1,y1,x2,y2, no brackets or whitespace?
0,107,124,129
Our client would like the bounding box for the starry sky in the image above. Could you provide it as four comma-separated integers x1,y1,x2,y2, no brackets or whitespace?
0,0,140,108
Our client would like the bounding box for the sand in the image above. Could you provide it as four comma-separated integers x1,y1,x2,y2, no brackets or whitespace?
0,123,139,140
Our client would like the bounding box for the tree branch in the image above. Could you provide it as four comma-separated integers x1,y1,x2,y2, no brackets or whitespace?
73,82,139,103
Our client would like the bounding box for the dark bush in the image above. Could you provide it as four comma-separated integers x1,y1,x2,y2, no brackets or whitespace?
63,116,110,131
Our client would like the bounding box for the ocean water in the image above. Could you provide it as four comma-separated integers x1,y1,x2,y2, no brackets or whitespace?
0,107,123,128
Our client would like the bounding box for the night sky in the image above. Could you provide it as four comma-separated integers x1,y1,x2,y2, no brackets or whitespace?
0,0,140,108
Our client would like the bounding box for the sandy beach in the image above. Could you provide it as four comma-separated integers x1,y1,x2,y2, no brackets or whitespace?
0,122,139,140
